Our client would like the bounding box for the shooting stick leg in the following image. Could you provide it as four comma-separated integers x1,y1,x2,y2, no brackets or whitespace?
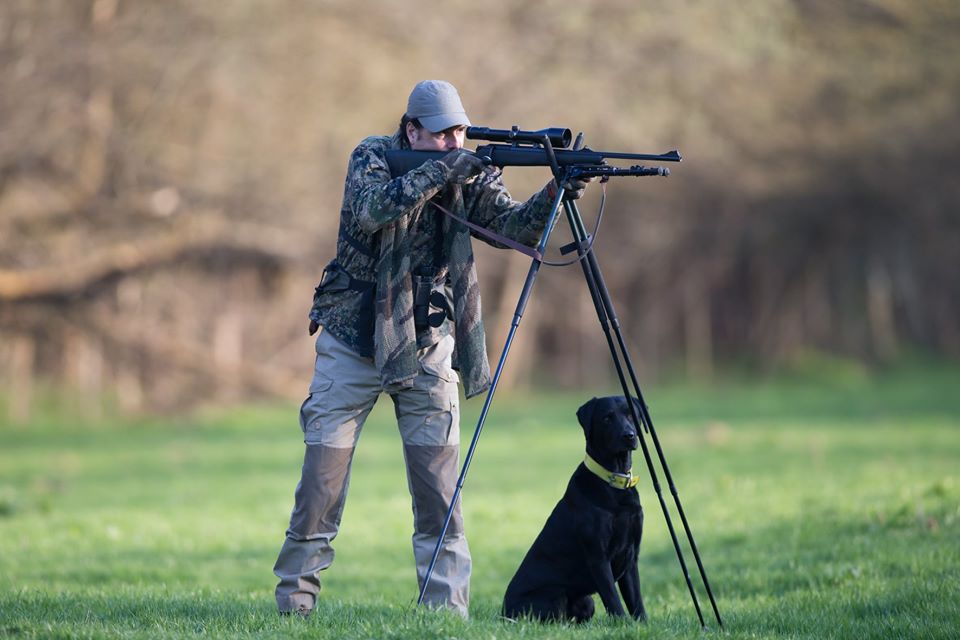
562,197,722,629
417,189,566,608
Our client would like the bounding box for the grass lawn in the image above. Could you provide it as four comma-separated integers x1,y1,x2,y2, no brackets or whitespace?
1,365,958,638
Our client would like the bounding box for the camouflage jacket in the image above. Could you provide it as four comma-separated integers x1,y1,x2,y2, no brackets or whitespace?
310,132,555,398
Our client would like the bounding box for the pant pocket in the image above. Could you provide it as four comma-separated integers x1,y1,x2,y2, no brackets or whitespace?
299,377,334,435
401,365,460,446
298,395,312,433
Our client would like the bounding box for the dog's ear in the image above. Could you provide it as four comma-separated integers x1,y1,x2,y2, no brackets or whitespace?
577,397,598,437
629,396,644,427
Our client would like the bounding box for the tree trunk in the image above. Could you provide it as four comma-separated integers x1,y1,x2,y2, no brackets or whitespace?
684,275,713,381
867,260,898,361
8,334,36,425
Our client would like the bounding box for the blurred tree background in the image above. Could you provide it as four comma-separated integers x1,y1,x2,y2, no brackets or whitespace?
1,0,958,417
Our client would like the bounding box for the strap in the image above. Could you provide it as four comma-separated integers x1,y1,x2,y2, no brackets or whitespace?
347,274,375,291
318,260,375,292
432,196,446,270
338,227,376,259
583,453,639,490
430,200,543,262
312,260,375,356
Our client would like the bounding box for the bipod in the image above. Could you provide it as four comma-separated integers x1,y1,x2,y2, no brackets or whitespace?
417,136,722,630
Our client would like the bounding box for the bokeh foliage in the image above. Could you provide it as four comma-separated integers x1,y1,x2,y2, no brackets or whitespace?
1,0,958,411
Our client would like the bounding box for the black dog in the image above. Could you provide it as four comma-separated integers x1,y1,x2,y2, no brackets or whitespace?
502,396,646,623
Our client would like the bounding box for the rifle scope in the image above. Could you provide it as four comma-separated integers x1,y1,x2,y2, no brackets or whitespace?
466,126,572,149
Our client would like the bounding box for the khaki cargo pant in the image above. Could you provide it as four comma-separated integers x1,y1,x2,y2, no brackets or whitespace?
273,329,471,617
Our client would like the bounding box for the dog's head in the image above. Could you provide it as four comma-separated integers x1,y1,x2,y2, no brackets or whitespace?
576,396,641,466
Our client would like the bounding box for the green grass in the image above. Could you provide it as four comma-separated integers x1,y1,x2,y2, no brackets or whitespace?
1,366,958,639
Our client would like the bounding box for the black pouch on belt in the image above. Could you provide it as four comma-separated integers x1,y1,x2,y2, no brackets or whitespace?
413,268,453,330
314,259,377,352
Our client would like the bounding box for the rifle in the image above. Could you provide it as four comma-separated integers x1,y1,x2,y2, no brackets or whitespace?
384,125,681,178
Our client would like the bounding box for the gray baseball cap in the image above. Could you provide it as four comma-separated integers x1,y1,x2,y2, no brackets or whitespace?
406,80,471,133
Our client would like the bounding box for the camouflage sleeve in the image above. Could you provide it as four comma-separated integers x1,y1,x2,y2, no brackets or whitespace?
464,173,557,249
347,139,450,234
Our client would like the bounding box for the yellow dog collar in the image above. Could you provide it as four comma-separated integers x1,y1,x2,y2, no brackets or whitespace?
583,453,639,490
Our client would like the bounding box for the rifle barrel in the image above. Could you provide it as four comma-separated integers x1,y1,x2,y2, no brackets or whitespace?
598,149,683,163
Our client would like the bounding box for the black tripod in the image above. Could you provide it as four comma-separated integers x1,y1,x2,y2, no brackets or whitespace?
417,136,723,629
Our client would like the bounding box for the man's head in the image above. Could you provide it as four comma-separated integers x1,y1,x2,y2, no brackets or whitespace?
402,80,471,151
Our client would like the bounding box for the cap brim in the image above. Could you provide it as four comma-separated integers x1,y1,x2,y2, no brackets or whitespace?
419,112,471,133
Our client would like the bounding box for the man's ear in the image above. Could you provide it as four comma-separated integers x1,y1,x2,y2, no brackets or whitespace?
405,121,419,146
577,397,598,437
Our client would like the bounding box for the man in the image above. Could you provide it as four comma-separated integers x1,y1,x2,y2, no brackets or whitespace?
273,80,589,618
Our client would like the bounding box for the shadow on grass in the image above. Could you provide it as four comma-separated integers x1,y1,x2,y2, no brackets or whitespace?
4,507,956,640
2,589,652,640
1,589,436,638
4,492,953,640
631,491,958,639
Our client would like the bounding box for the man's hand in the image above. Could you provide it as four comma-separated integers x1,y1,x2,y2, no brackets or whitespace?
439,149,486,185
550,175,595,200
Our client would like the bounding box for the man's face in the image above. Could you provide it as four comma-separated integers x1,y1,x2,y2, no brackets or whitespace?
407,123,466,151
